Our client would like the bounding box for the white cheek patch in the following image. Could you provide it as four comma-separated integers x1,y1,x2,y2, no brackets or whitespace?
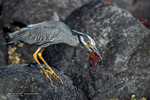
80,36,86,45
87,35,96,45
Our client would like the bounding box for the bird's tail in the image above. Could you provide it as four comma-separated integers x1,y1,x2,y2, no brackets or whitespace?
5,31,17,44
7,28,27,44
9,31,18,38
6,30,20,44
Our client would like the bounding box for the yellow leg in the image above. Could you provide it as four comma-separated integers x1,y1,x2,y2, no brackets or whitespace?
33,48,54,87
38,48,63,84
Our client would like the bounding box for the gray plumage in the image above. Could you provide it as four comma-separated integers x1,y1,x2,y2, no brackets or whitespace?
53,12,59,21
9,12,102,59
9,12,79,48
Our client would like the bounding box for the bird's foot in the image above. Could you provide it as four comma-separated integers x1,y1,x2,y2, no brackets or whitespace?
45,70,63,85
40,69,63,86
40,70,54,87
40,70,48,80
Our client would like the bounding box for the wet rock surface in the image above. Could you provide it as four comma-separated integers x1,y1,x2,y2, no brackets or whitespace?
0,64,79,100
43,1,150,100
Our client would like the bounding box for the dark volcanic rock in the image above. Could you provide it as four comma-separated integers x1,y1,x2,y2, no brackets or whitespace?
111,0,150,25
2,0,91,26
0,93,20,100
0,17,8,66
0,64,79,100
43,1,150,100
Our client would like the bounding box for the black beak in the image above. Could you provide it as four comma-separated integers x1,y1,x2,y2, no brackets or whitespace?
89,45,102,60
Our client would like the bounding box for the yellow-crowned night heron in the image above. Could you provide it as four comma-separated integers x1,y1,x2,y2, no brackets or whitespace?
9,12,102,87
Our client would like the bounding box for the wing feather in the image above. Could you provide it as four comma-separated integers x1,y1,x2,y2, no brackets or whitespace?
10,23,62,46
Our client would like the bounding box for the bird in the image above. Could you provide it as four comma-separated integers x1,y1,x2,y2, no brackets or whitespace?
8,12,102,87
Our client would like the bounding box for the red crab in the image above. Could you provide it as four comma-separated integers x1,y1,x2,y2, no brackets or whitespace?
86,51,101,68
139,19,149,28
106,0,111,2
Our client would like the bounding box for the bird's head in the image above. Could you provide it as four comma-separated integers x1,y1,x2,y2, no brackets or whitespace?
78,34,102,60
71,29,102,68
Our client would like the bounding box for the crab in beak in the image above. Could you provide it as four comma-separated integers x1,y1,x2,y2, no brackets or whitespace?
86,43,102,68
78,33,102,68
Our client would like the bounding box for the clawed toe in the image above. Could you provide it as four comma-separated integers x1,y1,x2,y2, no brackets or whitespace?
40,70,54,87
40,70,47,80
45,70,63,84
45,72,54,87
40,69,63,86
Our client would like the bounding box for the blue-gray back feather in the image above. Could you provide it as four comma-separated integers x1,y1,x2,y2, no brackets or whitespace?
53,12,59,21
9,12,80,47
9,21,62,47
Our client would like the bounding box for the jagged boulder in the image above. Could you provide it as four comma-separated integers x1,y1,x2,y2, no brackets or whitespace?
43,1,150,100
0,64,79,100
